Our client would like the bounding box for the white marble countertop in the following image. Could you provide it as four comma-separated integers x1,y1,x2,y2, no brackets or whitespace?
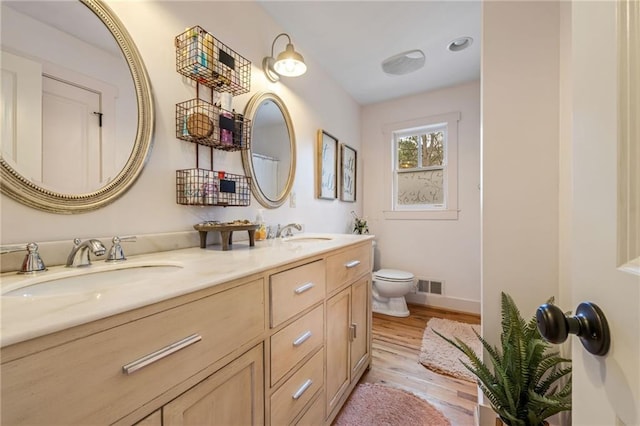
0,233,373,348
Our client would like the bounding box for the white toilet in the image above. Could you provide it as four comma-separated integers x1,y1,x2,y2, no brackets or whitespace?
371,269,415,317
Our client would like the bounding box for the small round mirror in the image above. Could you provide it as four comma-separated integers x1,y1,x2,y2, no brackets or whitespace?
242,92,296,208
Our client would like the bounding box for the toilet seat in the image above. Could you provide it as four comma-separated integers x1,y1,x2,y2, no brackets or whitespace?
373,269,414,283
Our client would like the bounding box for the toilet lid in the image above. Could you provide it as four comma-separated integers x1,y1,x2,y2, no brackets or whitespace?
373,269,414,282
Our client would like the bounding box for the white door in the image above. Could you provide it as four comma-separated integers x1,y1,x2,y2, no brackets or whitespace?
42,75,102,193
1,50,43,181
570,1,640,425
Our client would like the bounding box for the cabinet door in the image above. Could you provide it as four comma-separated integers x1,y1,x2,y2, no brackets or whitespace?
163,344,264,426
350,276,370,376
134,409,161,426
325,287,350,416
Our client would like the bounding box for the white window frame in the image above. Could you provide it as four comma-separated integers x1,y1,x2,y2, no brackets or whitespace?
382,112,460,220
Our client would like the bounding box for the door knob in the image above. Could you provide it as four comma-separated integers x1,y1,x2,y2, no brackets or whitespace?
536,302,610,356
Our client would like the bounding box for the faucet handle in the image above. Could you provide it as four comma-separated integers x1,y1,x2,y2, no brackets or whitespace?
106,236,136,262
1,242,47,274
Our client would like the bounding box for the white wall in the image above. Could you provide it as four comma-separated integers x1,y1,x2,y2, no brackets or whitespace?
481,1,561,342
361,81,481,313
0,1,362,260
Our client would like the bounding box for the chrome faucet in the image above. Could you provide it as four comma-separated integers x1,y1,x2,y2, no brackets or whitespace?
106,235,137,262
277,223,302,238
1,242,47,274
66,238,106,267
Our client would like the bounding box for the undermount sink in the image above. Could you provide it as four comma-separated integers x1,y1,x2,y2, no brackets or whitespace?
283,236,333,243
2,262,184,298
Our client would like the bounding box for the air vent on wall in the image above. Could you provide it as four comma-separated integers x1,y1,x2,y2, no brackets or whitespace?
417,279,444,295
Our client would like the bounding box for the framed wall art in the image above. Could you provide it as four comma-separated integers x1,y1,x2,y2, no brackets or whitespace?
340,143,357,202
316,130,338,199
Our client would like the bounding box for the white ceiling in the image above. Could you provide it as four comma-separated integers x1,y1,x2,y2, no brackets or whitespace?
258,1,481,105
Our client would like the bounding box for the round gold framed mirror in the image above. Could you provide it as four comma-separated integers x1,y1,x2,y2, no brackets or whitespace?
0,0,154,214
242,92,296,209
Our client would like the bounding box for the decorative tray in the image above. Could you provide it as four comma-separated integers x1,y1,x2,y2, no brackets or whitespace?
193,221,259,250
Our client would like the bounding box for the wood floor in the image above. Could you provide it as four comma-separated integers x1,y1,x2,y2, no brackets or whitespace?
359,304,481,426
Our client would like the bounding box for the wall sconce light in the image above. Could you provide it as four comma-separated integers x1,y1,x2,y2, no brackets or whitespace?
263,33,307,82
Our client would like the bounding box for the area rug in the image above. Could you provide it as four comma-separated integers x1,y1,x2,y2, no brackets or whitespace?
419,318,481,382
333,383,451,426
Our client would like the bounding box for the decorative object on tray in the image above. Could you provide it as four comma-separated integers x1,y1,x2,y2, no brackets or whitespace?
193,220,259,250
316,130,338,199
351,211,369,235
340,144,357,202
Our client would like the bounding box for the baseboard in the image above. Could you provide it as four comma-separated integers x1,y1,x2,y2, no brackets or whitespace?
477,403,495,426
405,292,480,315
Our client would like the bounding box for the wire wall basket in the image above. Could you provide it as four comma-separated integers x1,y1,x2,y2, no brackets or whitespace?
176,169,251,207
176,98,250,151
175,26,251,96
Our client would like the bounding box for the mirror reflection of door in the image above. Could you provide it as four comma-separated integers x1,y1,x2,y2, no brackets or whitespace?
42,76,102,193
1,1,136,196
251,153,279,200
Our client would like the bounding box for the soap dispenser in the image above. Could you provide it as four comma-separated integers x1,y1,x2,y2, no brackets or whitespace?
255,209,267,241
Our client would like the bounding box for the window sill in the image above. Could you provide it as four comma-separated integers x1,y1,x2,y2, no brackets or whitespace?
383,209,459,221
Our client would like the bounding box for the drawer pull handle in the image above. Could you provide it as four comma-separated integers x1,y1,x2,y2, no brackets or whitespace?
345,260,361,269
292,379,313,400
293,330,313,347
122,334,202,375
294,282,314,294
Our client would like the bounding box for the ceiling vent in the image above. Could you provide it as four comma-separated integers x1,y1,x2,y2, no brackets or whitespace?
381,49,425,76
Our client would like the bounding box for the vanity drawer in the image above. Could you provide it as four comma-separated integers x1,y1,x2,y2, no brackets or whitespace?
1,279,265,425
270,348,324,426
270,260,326,327
326,243,371,294
295,390,325,426
271,304,324,386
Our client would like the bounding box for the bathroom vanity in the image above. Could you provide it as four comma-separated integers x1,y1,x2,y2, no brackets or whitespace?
0,234,373,425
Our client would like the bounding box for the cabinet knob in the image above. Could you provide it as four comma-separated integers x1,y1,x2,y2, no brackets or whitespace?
536,302,610,356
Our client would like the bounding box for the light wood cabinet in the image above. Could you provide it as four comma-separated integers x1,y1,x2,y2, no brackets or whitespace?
163,344,264,426
1,278,265,425
1,239,372,426
133,409,162,426
326,243,371,294
325,274,371,422
326,286,351,415
295,392,325,426
325,240,372,421
271,305,324,386
350,276,370,377
270,259,326,327
270,349,324,426
267,259,326,425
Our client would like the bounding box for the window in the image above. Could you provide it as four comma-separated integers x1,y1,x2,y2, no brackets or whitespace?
383,112,459,220
394,125,446,209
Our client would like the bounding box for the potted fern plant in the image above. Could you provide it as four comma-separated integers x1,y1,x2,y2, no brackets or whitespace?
434,292,572,426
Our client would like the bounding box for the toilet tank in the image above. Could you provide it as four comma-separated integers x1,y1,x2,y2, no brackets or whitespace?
372,240,379,272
